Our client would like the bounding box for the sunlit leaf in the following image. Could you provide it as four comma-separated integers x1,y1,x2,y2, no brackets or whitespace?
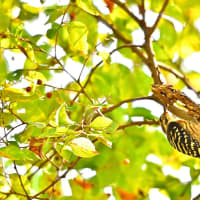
89,116,113,130
0,144,37,161
62,21,89,54
69,137,99,158
58,103,74,126
76,0,99,15
22,4,40,14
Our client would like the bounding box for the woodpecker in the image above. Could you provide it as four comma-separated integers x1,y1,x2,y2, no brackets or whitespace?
160,111,200,158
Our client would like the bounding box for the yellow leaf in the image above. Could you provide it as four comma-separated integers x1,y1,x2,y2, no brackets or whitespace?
69,137,99,158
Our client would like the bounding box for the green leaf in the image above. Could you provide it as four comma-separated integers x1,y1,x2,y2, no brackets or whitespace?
0,13,10,31
89,116,113,130
60,21,88,54
3,87,37,102
165,3,185,23
29,121,46,128
45,5,67,24
7,70,23,81
0,53,8,83
58,103,74,126
131,67,153,97
0,144,37,161
76,0,99,15
41,127,69,138
26,71,47,82
0,112,15,127
68,137,99,158
22,4,40,14
132,107,157,120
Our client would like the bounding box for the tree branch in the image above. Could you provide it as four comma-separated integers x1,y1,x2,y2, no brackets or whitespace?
95,15,148,64
32,157,81,198
70,44,143,105
110,0,144,27
149,0,170,35
13,161,31,200
158,63,200,95
117,120,160,130
102,96,156,114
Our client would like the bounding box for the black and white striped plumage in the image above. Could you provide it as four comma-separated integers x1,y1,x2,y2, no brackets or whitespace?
160,112,200,158
167,121,200,157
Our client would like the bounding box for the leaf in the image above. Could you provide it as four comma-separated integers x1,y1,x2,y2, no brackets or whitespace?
58,103,74,126
0,13,10,31
29,121,46,128
7,70,23,81
29,137,44,157
73,177,94,190
89,116,113,130
104,0,115,12
0,144,37,161
41,127,69,138
0,53,8,83
61,21,89,54
22,4,40,14
0,112,15,127
45,6,67,24
26,71,47,82
3,87,37,102
68,137,99,158
116,188,138,200
132,107,157,120
97,135,112,148
76,0,99,15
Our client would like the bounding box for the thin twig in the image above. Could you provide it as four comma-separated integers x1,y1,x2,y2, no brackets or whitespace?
117,120,160,130
44,83,83,93
13,161,31,200
0,123,25,141
158,63,200,95
54,6,69,58
149,0,170,35
28,152,55,180
0,191,47,199
141,0,145,21
70,44,144,105
193,193,200,200
181,170,200,198
32,157,81,198
102,96,156,114
95,14,149,65
110,0,143,27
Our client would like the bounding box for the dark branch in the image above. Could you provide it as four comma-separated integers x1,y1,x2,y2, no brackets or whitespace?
32,157,81,198
102,96,156,114
14,161,31,200
110,0,143,27
158,63,200,95
117,120,160,130
149,0,170,35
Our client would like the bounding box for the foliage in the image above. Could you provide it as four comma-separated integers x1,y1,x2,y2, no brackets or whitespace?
0,0,200,199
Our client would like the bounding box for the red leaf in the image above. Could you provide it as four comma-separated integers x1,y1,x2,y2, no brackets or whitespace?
29,137,44,157
104,0,114,12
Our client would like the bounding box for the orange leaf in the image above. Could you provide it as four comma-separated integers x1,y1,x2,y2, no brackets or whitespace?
73,177,93,190
117,188,138,200
29,137,44,157
104,0,114,12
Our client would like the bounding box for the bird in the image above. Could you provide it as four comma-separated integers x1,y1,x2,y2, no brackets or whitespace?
160,111,200,158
